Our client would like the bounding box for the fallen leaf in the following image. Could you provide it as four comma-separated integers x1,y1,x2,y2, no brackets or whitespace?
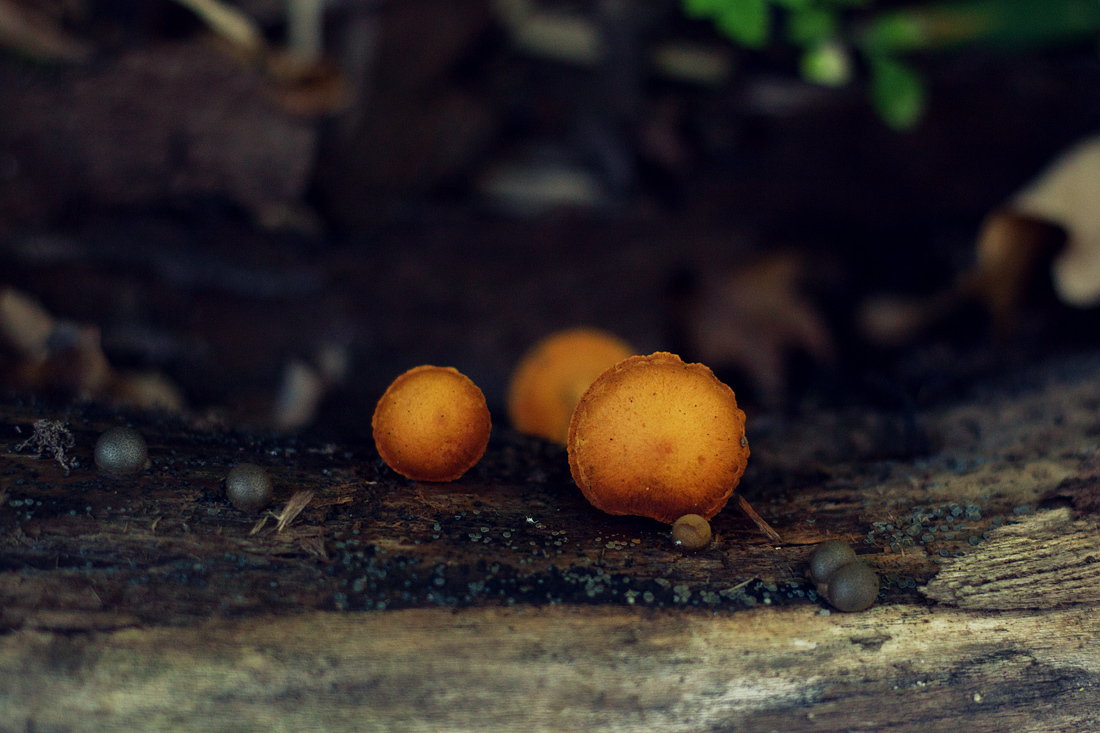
0,0,91,63
686,253,835,405
0,287,55,361
1011,135,1100,307
962,209,1064,333
173,0,265,57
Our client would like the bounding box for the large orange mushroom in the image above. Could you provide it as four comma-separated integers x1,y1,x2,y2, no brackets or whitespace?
372,365,491,482
567,352,750,524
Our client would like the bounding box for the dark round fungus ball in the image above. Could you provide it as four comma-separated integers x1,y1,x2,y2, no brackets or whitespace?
226,463,273,512
94,426,149,477
671,514,712,550
809,540,857,585
826,561,880,613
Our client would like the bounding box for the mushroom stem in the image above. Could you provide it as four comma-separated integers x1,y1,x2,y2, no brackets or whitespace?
736,494,781,542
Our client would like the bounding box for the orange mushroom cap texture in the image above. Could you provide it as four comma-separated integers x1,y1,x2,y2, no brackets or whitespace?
508,328,635,444
372,365,491,482
567,352,749,523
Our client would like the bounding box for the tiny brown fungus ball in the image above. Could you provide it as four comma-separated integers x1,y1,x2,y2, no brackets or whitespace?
671,514,712,550
94,426,148,477
372,365,491,482
567,352,749,523
508,328,634,444
809,539,857,586
226,463,273,511
826,561,880,613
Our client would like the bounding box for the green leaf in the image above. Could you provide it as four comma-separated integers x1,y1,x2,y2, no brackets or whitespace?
683,0,729,19
800,40,851,86
715,0,771,48
772,0,811,11
858,0,1100,53
787,7,838,46
869,56,926,130
858,14,928,54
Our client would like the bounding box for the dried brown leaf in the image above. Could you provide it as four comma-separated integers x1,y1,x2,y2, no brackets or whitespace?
0,288,55,360
1013,135,1100,307
173,0,265,57
688,253,834,405
0,0,91,63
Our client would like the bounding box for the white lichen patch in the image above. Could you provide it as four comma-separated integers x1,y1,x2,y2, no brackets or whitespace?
15,419,76,473
922,459,1073,506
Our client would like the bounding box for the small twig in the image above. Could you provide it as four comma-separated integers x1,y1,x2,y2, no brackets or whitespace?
299,532,327,559
727,578,754,593
416,485,444,512
276,490,314,533
737,494,782,543
249,514,269,536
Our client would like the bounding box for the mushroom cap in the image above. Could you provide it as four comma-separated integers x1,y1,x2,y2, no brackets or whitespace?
507,328,634,444
826,561,879,613
808,539,856,586
372,365,491,482
671,513,712,550
226,463,273,512
567,351,749,523
94,426,148,477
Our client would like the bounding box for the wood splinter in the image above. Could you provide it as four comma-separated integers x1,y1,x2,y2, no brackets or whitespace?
737,494,781,542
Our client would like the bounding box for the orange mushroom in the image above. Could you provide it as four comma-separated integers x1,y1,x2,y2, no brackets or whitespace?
508,328,635,444
372,365,491,482
567,351,749,523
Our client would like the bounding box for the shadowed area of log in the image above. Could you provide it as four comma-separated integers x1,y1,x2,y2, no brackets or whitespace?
5,350,1100,629
922,508,1100,609
0,397,908,628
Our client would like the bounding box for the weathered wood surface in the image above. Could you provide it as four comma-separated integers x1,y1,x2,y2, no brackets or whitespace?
2,604,1099,733
923,508,1100,609
4,350,1100,730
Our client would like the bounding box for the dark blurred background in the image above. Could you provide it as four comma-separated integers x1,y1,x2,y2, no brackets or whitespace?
3,0,1100,443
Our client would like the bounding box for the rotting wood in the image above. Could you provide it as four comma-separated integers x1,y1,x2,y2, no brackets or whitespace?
0,397,936,629
1,605,1099,733
7,355,1100,626
922,507,1100,608
6,352,1100,727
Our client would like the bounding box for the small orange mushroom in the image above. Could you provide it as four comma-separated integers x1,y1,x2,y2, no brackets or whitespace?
507,328,634,444
372,365,491,482
567,351,749,524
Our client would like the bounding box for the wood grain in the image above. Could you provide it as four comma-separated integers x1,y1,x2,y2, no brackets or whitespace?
2,604,1099,733
7,330,1100,730
922,508,1100,609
